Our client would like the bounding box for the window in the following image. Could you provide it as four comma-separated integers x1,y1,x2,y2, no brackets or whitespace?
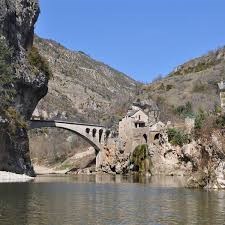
139,123,145,127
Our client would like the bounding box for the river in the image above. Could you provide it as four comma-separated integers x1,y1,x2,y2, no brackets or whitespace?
0,174,224,225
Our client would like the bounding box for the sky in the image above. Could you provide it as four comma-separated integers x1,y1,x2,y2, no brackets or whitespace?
35,0,225,82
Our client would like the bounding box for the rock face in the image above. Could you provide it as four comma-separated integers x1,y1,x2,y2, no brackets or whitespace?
0,0,39,53
61,147,96,172
0,0,48,176
186,133,225,189
149,128,225,189
95,138,130,174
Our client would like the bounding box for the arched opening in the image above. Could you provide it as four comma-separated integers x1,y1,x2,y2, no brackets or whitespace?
99,129,103,143
92,128,97,137
105,130,110,139
154,133,160,140
86,128,90,134
143,134,147,143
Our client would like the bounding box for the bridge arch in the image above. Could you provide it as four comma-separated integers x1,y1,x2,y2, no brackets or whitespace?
29,120,109,152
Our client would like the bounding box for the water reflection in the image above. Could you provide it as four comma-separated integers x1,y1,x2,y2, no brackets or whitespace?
0,175,224,225
34,174,187,187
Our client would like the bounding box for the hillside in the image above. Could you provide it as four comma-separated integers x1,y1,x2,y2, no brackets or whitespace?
140,46,225,122
29,36,225,167
33,36,139,124
29,36,140,165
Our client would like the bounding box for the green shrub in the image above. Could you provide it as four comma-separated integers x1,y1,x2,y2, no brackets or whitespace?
194,110,206,130
166,84,173,91
215,115,225,128
28,46,52,79
174,101,194,117
214,104,222,114
167,128,189,146
175,105,186,115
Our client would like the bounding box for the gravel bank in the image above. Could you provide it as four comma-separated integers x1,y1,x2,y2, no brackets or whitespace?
0,171,34,183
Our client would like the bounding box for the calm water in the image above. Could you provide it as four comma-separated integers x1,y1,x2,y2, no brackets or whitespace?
0,175,224,225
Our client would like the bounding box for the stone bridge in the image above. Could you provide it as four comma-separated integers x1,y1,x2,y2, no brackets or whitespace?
29,120,110,152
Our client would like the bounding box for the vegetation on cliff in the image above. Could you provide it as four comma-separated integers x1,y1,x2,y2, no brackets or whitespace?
167,128,189,146
0,39,27,132
0,39,14,112
28,46,52,79
130,144,152,174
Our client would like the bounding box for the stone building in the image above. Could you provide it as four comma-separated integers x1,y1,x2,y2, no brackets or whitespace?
119,100,161,153
218,81,225,112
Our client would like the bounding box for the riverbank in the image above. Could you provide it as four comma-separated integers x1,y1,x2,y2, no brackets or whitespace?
0,164,68,183
34,164,68,175
0,171,34,183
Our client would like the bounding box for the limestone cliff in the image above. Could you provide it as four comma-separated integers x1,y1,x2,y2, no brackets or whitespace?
0,0,48,176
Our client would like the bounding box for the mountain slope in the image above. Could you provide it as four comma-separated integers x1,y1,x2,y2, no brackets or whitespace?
140,46,225,122
29,36,140,165
33,36,139,125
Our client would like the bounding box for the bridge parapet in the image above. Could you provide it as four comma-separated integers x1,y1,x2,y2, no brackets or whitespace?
29,120,110,152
